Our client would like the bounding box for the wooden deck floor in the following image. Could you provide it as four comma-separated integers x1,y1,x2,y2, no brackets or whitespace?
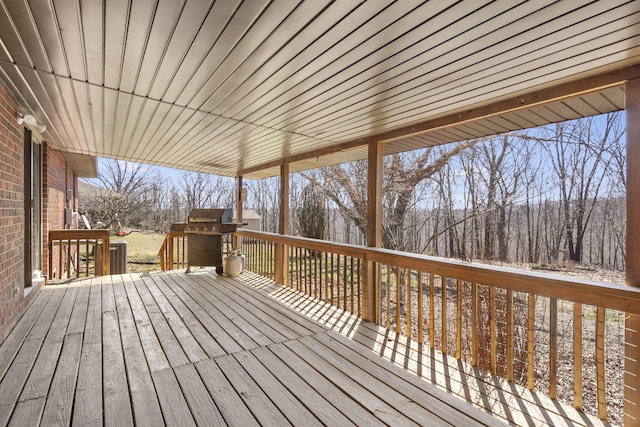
0,269,609,426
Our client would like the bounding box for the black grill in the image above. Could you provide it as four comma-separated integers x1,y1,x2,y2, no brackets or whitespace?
185,208,244,273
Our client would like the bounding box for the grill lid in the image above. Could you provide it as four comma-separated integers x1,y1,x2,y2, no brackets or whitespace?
187,208,233,224
184,208,246,234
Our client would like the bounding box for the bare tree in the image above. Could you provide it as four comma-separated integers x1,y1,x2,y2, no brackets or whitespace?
179,172,235,213
245,177,280,233
79,160,153,233
295,182,327,240
542,113,624,263
305,142,475,251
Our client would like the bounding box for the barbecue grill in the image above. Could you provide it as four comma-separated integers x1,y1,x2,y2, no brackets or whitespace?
185,208,245,274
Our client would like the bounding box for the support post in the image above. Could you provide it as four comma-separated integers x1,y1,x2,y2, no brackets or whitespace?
625,77,640,426
364,141,383,323
276,164,289,285
234,176,243,250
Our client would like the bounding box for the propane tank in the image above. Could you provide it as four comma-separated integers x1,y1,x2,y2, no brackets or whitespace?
224,250,243,277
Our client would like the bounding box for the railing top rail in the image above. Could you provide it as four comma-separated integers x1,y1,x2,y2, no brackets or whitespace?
236,229,640,314
49,229,110,240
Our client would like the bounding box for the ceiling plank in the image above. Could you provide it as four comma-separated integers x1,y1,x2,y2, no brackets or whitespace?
239,64,640,176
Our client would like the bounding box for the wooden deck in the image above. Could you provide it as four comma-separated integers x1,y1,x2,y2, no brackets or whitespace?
0,270,608,426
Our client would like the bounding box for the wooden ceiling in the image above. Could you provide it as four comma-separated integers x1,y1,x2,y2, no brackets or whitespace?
0,0,639,179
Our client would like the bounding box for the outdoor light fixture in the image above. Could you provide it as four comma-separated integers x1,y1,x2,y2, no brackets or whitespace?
16,112,46,133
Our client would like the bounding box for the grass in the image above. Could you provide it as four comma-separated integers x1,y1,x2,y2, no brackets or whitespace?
113,231,165,272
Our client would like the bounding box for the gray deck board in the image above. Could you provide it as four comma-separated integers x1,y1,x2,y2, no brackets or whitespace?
0,269,530,426
72,278,102,427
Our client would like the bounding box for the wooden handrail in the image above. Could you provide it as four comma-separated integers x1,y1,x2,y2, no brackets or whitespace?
237,229,639,424
158,229,187,271
48,229,110,279
236,229,640,314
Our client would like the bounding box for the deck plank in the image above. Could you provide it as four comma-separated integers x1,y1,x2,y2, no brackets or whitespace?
313,331,499,427
0,288,52,381
284,338,421,426
255,273,605,427
0,339,47,426
233,350,323,426
19,286,78,402
72,277,103,427
152,368,196,426
174,364,227,427
121,276,171,372
140,274,209,363
7,397,44,427
131,275,191,368
162,272,247,354
0,270,586,427
65,279,91,335
267,342,387,426
112,276,164,425
192,274,296,342
215,354,292,426
102,279,134,427
354,320,598,427
251,345,358,426
195,358,261,427
268,280,543,426
216,274,326,336
147,273,228,358
177,274,272,349
40,332,82,426
2,287,74,426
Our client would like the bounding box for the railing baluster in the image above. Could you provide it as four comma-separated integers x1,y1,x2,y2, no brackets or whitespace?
442,276,447,354
322,252,327,301
271,241,275,278
472,282,478,366
527,293,535,390
343,255,348,311
430,273,435,349
574,302,583,410
260,240,265,275
386,266,391,329
74,239,80,278
330,252,334,304
395,267,401,334
596,307,607,420
506,288,514,382
489,285,497,375
357,258,362,317
49,230,110,279
456,279,462,359
549,297,558,399
85,239,90,276
418,271,424,344
337,254,342,309
406,269,412,340
181,234,186,268
314,250,318,299
232,229,640,424
350,256,355,315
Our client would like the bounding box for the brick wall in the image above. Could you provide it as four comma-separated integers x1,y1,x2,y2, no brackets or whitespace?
0,80,78,345
43,145,78,278
0,81,29,343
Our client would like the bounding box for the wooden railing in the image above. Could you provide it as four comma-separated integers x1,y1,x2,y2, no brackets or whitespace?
236,229,640,425
48,229,110,279
158,229,187,271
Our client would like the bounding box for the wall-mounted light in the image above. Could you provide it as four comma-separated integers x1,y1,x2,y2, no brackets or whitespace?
16,112,46,133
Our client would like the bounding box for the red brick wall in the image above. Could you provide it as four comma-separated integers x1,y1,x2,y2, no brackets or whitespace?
0,81,29,343
42,145,78,278
0,80,78,345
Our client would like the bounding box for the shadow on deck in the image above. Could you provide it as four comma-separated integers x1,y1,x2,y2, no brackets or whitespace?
0,269,609,426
